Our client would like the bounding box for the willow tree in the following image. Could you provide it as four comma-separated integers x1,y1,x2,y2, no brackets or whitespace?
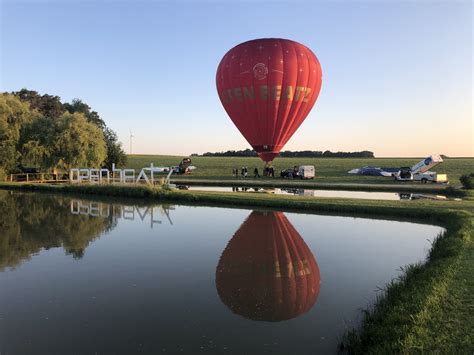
20,111,107,171
0,94,37,175
13,90,127,170
54,112,107,170
2,92,113,174
64,98,127,169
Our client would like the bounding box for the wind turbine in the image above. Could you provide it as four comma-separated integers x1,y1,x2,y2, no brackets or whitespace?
129,129,134,155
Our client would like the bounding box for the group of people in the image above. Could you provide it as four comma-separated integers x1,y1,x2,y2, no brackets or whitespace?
232,166,275,178
233,167,248,177
263,166,275,177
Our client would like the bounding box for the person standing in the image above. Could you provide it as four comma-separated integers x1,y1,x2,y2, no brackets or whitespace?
254,167,260,178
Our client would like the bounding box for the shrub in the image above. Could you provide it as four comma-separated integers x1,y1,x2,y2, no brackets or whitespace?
459,173,474,189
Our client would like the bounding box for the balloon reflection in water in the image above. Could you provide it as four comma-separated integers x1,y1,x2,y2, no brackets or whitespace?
216,211,320,322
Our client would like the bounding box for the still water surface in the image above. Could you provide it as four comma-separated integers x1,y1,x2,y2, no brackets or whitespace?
177,185,448,201
0,191,443,354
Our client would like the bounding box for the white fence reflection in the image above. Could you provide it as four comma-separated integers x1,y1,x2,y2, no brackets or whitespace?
70,199,174,228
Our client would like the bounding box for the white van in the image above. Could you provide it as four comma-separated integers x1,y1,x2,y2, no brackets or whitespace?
297,165,315,179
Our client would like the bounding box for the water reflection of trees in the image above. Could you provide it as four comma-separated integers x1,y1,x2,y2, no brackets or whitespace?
216,211,320,322
0,191,117,269
0,192,177,270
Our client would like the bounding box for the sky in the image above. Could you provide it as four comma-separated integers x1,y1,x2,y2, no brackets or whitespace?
1,0,472,157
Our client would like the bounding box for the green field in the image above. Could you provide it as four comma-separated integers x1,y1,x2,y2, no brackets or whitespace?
127,155,473,186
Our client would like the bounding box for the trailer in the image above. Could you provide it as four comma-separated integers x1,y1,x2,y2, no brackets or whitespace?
394,154,446,182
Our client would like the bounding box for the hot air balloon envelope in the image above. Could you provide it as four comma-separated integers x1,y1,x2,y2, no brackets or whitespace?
216,38,322,162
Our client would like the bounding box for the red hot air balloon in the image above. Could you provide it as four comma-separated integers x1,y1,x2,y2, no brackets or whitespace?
216,211,320,322
216,38,322,162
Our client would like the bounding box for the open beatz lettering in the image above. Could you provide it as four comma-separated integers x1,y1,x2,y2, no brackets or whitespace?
70,163,166,185
219,85,313,105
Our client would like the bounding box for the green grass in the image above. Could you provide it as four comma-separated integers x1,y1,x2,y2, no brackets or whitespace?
1,181,473,352
341,216,473,353
126,154,474,187
403,233,474,353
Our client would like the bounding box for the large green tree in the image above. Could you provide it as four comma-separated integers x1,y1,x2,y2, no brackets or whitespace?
12,91,127,170
55,112,107,170
64,99,127,168
12,89,64,119
19,115,55,168
0,94,37,175
63,98,105,128
20,112,107,171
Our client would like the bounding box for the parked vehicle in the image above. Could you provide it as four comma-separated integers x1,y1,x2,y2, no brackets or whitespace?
280,165,315,179
414,172,449,184
297,165,315,179
394,167,413,181
394,154,447,183
280,168,297,179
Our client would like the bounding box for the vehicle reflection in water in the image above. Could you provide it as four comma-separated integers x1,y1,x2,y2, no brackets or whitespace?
398,193,449,200
216,211,320,322
178,185,452,201
70,199,175,226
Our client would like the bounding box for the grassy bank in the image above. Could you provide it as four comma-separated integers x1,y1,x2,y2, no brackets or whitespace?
1,181,473,352
127,155,474,187
342,215,473,353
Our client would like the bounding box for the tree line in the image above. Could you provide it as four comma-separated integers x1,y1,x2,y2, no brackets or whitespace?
193,149,375,158
0,89,126,179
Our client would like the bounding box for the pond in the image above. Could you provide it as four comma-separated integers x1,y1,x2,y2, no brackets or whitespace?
0,191,444,354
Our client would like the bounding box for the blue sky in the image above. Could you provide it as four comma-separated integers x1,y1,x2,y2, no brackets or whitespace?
1,0,472,157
